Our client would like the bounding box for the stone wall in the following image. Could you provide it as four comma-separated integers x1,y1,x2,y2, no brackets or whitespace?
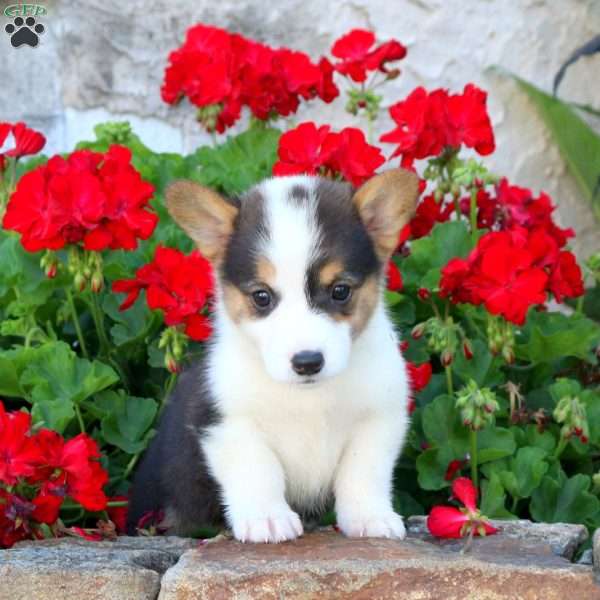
1,0,598,256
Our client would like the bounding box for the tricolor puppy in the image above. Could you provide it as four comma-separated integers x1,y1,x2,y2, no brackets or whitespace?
127,170,419,542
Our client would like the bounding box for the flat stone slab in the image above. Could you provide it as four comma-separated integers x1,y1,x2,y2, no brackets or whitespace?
0,522,596,599
159,528,598,600
408,516,588,559
0,536,196,600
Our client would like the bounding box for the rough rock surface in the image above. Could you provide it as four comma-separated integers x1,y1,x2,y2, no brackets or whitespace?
159,529,599,600
1,522,596,600
407,516,588,560
0,536,196,600
1,0,598,257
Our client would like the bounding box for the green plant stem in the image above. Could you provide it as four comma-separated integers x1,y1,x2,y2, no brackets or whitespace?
88,292,111,357
553,436,568,461
511,496,519,514
445,366,454,396
469,188,479,244
576,295,584,314
122,453,140,481
470,429,479,488
65,288,89,358
159,372,178,417
106,500,129,508
74,403,86,434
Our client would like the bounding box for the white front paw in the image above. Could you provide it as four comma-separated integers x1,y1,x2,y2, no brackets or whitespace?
230,507,304,543
337,511,406,540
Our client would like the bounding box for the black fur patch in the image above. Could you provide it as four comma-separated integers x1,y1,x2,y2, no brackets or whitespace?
126,361,223,535
306,179,381,315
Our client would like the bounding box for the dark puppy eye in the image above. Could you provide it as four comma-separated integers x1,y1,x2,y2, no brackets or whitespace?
331,283,352,303
252,289,272,309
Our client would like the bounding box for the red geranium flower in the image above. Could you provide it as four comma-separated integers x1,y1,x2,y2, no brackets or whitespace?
427,477,498,539
0,121,46,160
440,224,583,323
0,406,41,485
495,179,574,248
107,495,129,534
444,459,467,481
273,122,384,186
409,194,453,239
161,24,338,132
386,261,403,291
0,401,109,548
381,85,494,167
113,245,214,342
407,362,432,393
331,29,406,83
3,145,157,253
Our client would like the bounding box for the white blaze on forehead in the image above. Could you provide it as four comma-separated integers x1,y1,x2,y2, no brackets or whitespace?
259,176,320,295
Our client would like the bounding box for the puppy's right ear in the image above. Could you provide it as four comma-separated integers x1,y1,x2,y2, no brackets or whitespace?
166,181,239,264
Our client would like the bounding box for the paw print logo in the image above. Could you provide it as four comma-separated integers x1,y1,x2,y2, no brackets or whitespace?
5,16,45,48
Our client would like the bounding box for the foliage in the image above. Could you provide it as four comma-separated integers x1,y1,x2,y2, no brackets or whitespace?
0,24,599,547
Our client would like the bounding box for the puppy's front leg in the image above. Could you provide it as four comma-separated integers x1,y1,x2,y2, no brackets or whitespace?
202,418,303,543
334,415,407,539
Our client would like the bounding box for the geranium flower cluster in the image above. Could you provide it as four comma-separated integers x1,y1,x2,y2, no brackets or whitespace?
380,85,495,167
161,24,338,132
331,29,406,83
0,121,46,168
113,245,214,342
440,225,583,325
0,402,108,548
273,122,385,186
3,145,157,252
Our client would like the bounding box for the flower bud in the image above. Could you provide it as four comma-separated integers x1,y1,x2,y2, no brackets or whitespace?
411,323,425,340
74,272,86,292
462,339,473,360
91,272,104,294
441,348,453,367
164,349,180,374
417,288,431,301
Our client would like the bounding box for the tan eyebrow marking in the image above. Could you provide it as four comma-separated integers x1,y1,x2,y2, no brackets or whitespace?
318,260,345,287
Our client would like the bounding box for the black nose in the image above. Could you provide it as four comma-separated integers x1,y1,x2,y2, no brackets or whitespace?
291,351,324,376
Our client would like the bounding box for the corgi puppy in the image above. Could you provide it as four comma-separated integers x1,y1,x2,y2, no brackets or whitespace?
127,170,419,543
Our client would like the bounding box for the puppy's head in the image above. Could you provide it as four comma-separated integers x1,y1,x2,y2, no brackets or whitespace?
166,171,418,384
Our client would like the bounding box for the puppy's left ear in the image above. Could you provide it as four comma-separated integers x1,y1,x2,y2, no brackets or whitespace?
353,169,420,261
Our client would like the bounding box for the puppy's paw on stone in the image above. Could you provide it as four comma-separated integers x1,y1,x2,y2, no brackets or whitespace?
231,508,303,543
337,511,406,540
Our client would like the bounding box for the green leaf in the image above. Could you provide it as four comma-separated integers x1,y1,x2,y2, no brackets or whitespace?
400,221,472,290
102,294,154,347
530,473,600,524
97,390,158,454
549,377,582,402
393,491,424,517
511,425,557,455
477,427,516,463
480,474,513,519
193,126,281,196
19,342,118,432
515,310,600,363
498,447,549,499
508,73,600,223
582,389,600,446
31,397,75,433
416,446,454,491
421,394,469,455
452,339,503,387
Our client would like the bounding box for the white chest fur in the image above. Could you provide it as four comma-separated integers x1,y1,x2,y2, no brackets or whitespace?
202,302,409,514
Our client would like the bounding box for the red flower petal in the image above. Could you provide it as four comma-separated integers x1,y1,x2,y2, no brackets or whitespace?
427,506,468,538
451,477,478,511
